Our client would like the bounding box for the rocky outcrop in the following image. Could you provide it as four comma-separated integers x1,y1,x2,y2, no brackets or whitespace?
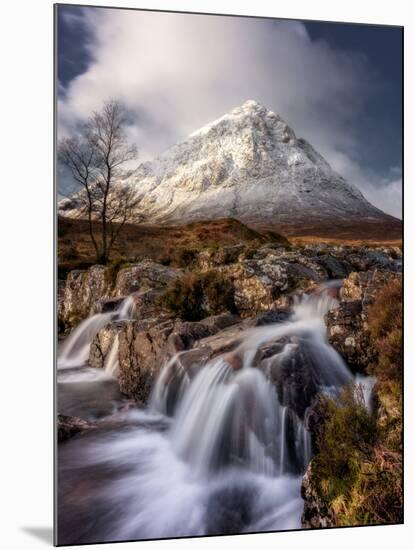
112,312,241,403
60,261,182,328
325,270,401,373
62,244,402,408
301,463,334,528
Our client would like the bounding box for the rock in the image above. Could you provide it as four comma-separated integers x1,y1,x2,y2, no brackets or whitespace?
326,270,402,372
57,414,94,442
325,300,372,373
130,289,172,320
301,462,334,528
254,309,291,326
92,296,125,314
89,321,122,369
169,313,240,352
314,254,351,279
347,248,401,273
114,260,182,296
197,244,246,270
60,266,110,326
117,318,175,403
195,321,248,357
223,253,325,317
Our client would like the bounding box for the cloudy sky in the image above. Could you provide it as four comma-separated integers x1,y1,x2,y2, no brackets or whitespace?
57,5,402,218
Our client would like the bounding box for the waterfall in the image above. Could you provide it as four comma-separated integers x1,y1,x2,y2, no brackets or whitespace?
58,286,360,542
151,287,349,479
104,334,120,377
58,296,135,369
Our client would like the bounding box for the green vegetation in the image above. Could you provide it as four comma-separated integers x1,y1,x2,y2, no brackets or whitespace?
309,276,402,526
160,270,237,321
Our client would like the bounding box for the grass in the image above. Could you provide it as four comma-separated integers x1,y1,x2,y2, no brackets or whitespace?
307,275,402,527
367,278,402,383
58,216,288,273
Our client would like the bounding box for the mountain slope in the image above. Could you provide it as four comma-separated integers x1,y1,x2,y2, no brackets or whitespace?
59,100,401,239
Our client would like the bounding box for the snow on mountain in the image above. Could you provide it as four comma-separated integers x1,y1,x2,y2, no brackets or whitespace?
59,100,395,232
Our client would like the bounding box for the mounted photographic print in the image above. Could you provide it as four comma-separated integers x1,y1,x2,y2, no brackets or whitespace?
55,3,403,546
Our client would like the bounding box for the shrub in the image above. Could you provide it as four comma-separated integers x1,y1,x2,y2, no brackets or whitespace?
173,247,199,268
312,386,377,504
310,382,402,526
368,277,402,382
161,270,237,321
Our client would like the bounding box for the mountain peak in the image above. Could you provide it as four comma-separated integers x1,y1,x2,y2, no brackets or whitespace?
60,101,396,238
233,99,276,117
189,99,292,143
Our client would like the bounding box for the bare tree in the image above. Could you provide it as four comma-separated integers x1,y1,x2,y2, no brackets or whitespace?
58,100,139,264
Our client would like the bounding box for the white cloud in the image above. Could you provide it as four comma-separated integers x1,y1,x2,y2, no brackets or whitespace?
58,8,401,218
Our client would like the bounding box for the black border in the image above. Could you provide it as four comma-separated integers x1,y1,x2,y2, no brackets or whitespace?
53,3,404,547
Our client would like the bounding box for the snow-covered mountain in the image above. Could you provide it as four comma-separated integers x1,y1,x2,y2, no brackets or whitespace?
59,100,398,236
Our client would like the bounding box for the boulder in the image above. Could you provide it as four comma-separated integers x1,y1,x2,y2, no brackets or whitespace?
89,321,123,370
117,318,175,404
114,260,182,296
115,312,241,403
314,254,351,279
223,253,325,317
196,244,246,271
60,266,110,326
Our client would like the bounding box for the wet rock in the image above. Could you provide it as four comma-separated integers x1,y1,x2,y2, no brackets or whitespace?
89,321,122,370
263,341,319,419
301,462,334,528
196,322,248,357
169,313,240,352
114,260,182,297
92,296,125,315
117,318,175,403
57,414,94,442
254,309,291,326
206,482,257,535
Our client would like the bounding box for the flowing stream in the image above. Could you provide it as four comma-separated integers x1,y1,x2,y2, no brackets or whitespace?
57,286,372,545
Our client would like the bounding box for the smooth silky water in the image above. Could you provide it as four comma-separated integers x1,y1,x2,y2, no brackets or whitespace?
56,287,372,544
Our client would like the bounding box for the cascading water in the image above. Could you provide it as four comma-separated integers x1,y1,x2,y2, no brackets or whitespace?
104,334,120,377
58,296,135,369
57,286,363,544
